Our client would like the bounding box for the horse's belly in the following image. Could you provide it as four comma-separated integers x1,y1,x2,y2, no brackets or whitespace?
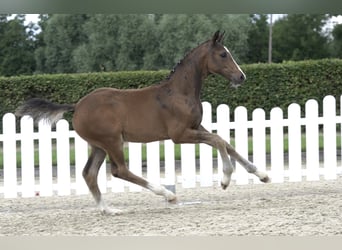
122,119,170,143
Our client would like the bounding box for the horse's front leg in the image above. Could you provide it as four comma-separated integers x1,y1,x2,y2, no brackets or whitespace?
170,126,235,189
170,125,270,189
224,142,270,183
195,126,270,186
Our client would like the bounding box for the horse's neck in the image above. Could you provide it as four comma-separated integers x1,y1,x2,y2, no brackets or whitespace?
168,48,208,98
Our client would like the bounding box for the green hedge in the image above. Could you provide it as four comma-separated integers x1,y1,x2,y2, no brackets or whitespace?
1,59,342,129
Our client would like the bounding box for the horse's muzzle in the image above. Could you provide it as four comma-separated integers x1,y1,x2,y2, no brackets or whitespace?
231,72,246,87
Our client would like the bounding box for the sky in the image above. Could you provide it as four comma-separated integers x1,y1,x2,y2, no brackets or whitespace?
24,14,39,25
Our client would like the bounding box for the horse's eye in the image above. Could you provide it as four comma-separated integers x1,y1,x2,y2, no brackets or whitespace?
220,52,227,58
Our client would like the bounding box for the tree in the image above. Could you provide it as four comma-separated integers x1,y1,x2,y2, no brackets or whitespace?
157,14,250,67
73,14,162,72
36,14,89,73
72,14,122,72
330,24,342,58
0,14,35,76
33,14,252,73
272,14,330,62
34,14,52,73
157,14,212,68
115,14,158,70
207,14,251,63
245,14,269,63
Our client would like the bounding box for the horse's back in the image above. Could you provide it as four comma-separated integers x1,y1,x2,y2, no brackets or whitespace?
72,86,169,143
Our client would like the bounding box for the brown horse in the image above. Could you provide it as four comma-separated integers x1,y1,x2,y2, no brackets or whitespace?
16,31,270,215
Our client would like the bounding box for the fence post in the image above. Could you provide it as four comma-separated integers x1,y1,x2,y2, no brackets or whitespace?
20,116,35,197
200,102,213,187
234,106,249,185
288,103,302,182
216,104,230,185
38,120,53,196
56,119,71,195
323,95,337,180
270,107,284,183
305,99,320,181
3,113,17,198
252,108,267,184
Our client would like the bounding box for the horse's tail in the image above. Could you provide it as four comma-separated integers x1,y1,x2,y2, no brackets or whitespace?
15,98,75,124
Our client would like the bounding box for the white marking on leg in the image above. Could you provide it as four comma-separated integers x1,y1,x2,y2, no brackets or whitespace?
221,174,231,188
219,148,234,188
255,170,271,183
98,199,123,215
147,183,176,201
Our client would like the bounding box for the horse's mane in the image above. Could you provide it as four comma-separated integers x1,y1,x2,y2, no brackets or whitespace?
162,31,225,82
164,40,209,81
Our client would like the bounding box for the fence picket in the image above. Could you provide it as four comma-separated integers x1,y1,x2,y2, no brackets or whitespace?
181,143,196,188
128,142,142,192
56,120,71,195
216,104,230,185
323,95,337,180
200,102,213,187
164,139,176,185
3,113,17,198
147,141,160,185
38,121,53,196
98,160,107,193
20,116,35,197
235,106,249,185
110,171,126,193
305,99,320,181
252,108,266,184
270,107,285,183
288,104,302,182
74,133,89,195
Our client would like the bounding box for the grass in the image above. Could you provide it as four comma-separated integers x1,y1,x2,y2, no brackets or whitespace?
0,133,340,169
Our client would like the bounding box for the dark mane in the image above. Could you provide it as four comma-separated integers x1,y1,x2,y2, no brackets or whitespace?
164,40,209,81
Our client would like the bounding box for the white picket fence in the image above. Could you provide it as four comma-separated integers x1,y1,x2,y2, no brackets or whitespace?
1,95,342,198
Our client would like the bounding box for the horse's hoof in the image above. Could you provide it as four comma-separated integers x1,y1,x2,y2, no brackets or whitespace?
100,208,123,216
260,176,271,183
221,182,228,190
167,196,178,204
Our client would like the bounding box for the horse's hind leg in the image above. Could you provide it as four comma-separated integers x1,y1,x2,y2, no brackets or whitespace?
108,138,177,203
82,145,122,215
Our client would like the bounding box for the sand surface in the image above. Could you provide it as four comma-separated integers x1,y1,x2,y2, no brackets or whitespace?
1,177,342,236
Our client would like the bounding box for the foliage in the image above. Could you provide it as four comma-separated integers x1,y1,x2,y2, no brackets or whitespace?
330,24,342,58
1,14,342,77
0,14,36,76
245,14,269,63
35,14,90,73
272,14,330,62
70,14,251,72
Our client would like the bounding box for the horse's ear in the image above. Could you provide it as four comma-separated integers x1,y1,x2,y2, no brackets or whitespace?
212,30,225,44
212,30,220,44
218,31,225,43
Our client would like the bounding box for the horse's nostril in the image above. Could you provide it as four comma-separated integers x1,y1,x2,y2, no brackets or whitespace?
240,74,246,81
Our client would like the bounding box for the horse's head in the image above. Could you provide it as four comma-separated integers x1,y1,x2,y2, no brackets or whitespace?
206,31,246,87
